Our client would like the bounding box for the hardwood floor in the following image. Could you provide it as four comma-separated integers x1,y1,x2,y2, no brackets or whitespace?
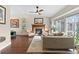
1,35,33,54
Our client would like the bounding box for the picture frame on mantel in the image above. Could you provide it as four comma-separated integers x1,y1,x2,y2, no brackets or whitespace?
34,18,43,24
0,5,6,24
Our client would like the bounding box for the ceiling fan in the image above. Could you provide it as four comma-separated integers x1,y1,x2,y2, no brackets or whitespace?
29,6,44,15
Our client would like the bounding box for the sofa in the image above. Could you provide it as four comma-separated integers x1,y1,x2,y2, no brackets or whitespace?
43,36,75,50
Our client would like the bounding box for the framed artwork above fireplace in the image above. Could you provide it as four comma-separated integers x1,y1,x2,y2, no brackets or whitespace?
34,18,43,24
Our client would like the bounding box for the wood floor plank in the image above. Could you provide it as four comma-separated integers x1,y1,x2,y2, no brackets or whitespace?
1,35,33,54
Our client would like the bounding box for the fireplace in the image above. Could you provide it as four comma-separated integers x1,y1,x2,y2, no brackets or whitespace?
32,24,45,34
35,29,42,35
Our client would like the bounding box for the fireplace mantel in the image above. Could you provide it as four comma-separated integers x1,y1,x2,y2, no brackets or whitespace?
32,24,45,33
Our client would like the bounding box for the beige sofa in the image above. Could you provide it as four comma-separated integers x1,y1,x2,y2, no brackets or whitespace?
43,36,75,49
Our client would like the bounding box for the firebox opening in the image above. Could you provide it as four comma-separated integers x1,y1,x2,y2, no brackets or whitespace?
35,29,42,35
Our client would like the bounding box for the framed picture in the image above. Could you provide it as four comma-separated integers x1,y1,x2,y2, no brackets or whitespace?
10,19,19,28
0,5,6,24
34,18,43,24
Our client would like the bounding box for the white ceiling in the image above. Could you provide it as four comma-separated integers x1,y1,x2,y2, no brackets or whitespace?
10,5,66,17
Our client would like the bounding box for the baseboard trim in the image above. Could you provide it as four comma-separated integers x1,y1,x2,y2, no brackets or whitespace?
0,42,11,51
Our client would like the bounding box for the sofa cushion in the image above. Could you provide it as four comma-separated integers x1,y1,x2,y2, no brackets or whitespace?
53,32,63,36
49,32,64,36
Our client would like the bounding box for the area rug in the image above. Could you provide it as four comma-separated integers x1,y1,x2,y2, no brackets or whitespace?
27,35,43,53
27,36,77,54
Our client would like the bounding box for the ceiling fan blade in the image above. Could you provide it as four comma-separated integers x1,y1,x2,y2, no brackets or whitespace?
29,11,36,13
39,9,44,12
38,12,41,15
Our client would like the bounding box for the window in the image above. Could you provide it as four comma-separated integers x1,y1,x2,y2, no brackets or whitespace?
66,16,75,36
53,19,65,32
51,14,79,44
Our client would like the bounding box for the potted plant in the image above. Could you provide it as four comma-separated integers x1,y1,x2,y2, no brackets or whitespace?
75,34,79,44
75,27,79,44
75,27,79,53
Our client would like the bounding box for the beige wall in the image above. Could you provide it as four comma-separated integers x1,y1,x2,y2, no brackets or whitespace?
0,5,11,50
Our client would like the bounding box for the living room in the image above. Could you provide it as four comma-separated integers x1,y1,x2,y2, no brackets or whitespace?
0,5,79,54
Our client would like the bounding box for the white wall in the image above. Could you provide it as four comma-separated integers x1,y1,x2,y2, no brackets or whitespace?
0,5,11,50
